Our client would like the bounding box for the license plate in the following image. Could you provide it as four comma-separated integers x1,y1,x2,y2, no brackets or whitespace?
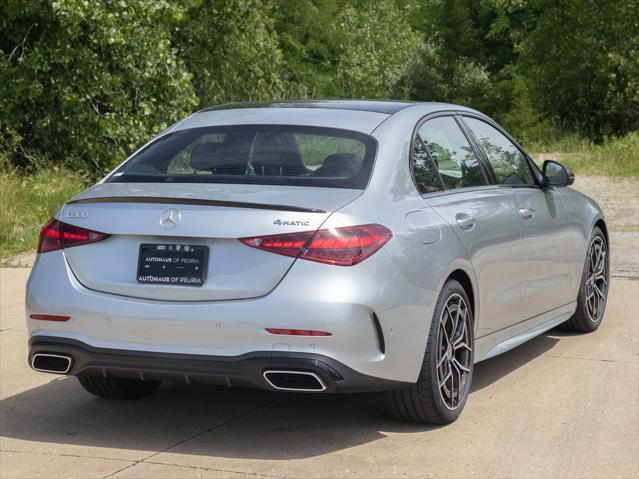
137,244,208,287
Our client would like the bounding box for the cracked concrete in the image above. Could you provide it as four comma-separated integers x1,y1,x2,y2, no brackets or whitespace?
1,268,638,479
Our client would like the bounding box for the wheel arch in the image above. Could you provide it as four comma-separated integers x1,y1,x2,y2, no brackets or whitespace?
447,269,475,318
435,263,479,335
594,218,608,245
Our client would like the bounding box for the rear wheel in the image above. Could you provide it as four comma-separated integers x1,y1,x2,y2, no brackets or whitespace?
387,279,474,424
562,226,609,332
78,375,161,399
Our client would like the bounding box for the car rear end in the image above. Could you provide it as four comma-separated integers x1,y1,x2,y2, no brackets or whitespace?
25,109,413,393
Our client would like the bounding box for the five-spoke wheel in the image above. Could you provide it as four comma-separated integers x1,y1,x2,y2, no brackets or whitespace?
584,236,608,323
387,279,474,424
562,226,609,332
437,293,472,410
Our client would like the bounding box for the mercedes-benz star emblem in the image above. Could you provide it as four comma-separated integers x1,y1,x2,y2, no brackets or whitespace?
159,208,181,230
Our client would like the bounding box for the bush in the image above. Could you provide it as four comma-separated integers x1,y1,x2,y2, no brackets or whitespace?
500,0,639,138
331,0,418,98
1,0,196,175
175,0,289,107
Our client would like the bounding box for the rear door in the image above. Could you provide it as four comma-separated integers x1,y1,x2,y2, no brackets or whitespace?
416,115,523,337
461,115,574,319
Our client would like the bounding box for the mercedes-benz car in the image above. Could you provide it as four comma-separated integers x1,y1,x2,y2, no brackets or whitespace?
26,101,609,424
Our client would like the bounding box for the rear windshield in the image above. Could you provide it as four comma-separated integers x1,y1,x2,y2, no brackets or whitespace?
108,125,377,189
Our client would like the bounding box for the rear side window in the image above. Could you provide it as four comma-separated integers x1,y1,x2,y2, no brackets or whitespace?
412,136,443,193
108,125,376,189
463,117,534,186
417,117,486,189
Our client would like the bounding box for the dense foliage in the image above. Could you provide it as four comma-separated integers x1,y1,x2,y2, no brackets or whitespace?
175,0,289,106
1,0,196,172
503,0,639,139
1,0,637,174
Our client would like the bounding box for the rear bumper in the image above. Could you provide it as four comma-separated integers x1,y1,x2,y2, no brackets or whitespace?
28,336,410,393
26,250,438,384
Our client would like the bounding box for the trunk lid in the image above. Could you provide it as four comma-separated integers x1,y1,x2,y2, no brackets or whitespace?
61,183,360,301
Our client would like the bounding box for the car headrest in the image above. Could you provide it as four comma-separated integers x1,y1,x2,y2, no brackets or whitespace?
252,132,307,176
189,142,245,173
312,153,363,178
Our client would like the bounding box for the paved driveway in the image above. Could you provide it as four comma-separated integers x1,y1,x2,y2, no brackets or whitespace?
1,268,637,479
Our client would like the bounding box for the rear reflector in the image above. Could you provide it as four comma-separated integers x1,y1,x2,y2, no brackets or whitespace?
30,314,70,321
38,218,109,253
240,224,392,266
266,328,332,336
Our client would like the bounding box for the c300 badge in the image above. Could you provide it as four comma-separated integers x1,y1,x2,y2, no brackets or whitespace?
65,211,89,219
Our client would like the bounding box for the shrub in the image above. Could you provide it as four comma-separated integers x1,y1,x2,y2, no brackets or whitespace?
175,0,288,107
0,0,197,175
331,0,419,98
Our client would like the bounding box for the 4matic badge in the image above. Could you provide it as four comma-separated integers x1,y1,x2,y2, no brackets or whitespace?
273,219,310,227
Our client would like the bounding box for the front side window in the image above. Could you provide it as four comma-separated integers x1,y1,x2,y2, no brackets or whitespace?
108,125,376,189
417,117,486,189
463,117,534,186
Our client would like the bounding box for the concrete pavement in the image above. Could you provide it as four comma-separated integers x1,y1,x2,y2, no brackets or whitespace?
1,268,637,478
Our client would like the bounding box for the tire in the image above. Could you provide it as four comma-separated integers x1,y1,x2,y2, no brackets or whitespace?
562,226,609,333
387,279,474,424
78,375,161,399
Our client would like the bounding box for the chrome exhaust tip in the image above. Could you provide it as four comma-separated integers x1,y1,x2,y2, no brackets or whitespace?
263,370,327,392
31,353,73,374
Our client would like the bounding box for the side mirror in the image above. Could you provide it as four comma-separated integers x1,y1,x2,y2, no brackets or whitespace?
542,160,575,187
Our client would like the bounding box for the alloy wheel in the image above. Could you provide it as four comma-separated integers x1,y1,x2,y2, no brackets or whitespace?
585,236,608,323
436,293,473,410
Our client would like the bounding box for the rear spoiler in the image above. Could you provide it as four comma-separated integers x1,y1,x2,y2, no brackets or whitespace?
66,196,326,214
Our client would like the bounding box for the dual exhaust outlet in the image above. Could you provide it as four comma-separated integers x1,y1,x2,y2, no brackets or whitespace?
31,353,73,374
263,370,327,392
31,354,327,392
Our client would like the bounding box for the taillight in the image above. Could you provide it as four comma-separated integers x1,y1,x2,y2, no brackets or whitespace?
37,218,109,253
240,224,392,266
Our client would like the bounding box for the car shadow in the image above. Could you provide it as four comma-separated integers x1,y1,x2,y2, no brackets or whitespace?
0,331,559,460
471,331,559,392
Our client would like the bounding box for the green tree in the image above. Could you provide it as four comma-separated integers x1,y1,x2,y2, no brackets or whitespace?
332,0,419,98
0,0,196,173
273,0,418,98
397,0,500,114
271,0,344,97
494,0,639,138
175,0,290,107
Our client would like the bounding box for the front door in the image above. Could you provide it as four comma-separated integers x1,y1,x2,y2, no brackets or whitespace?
513,187,574,318
461,115,574,321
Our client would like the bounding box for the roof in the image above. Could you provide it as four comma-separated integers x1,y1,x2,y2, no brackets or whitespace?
200,100,418,115
172,100,475,135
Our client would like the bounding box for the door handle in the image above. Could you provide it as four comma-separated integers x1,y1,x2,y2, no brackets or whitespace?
518,208,535,220
455,213,476,231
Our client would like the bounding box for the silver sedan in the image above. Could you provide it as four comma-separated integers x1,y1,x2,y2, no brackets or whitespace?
26,101,609,424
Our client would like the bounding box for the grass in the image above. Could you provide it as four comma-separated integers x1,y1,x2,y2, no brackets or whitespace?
0,131,636,260
526,131,639,178
0,169,89,258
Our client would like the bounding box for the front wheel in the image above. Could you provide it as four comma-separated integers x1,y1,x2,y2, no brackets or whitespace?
562,226,609,333
387,279,474,424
